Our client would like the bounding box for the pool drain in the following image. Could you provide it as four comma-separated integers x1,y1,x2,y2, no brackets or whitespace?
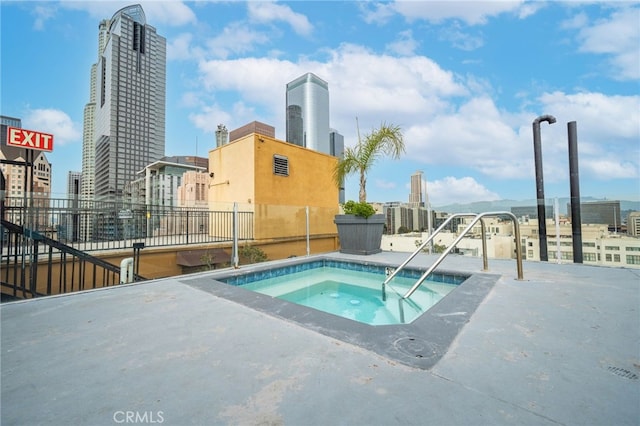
607,366,639,380
393,337,439,360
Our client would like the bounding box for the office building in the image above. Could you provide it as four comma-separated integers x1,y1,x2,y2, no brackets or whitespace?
286,73,330,154
409,171,423,207
229,121,275,143
60,171,82,242
329,129,345,204
124,156,207,208
627,212,640,237
568,200,621,228
82,4,166,203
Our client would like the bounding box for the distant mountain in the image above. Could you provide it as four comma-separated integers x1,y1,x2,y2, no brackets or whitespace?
434,197,640,215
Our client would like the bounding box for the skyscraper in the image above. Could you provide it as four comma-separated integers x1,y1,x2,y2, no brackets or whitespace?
286,73,330,154
409,171,423,207
82,4,166,202
330,129,345,204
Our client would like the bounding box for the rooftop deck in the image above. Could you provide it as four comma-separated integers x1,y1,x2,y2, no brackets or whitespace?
2,251,638,425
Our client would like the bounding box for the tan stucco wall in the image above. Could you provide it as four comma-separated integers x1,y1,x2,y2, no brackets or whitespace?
208,134,339,240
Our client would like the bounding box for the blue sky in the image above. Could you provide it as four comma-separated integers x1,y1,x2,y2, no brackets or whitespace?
1,1,639,207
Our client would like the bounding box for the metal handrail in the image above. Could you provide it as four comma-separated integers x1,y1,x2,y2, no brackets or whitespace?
382,213,476,299
402,211,523,299
382,211,523,301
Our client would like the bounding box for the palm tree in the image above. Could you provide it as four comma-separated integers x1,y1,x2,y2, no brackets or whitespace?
334,122,405,203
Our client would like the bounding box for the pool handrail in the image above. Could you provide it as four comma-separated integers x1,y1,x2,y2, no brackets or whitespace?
400,211,524,300
382,213,477,296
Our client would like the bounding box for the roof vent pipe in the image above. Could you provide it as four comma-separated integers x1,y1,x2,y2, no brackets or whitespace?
532,115,556,261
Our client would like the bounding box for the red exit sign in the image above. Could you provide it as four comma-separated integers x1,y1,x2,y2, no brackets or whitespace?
6,126,54,152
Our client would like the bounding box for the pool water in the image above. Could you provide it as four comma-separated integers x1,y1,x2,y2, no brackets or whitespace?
240,267,459,325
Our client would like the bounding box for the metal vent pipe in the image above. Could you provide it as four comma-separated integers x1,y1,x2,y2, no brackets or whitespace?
568,121,583,263
532,114,556,261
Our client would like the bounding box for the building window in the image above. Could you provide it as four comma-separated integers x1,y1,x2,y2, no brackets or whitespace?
614,254,620,262
626,247,640,252
584,252,596,262
605,246,620,251
273,155,289,177
626,255,640,265
605,254,612,262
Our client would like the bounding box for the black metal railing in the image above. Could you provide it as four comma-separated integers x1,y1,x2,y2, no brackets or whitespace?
1,218,145,299
2,197,254,252
1,197,255,300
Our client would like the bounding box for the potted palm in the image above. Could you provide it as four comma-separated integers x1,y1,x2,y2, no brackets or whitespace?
333,122,405,255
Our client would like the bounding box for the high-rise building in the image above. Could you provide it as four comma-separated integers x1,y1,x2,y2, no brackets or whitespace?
63,171,82,242
286,73,330,154
409,171,423,208
329,129,345,204
67,171,82,200
82,4,166,203
80,18,110,204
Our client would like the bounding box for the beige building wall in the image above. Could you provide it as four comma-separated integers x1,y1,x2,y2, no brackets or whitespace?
177,170,209,209
208,133,339,241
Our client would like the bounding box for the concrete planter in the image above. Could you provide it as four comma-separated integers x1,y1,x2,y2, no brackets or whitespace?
334,214,385,255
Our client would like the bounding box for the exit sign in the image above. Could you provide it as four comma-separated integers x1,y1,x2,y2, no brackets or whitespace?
6,126,54,152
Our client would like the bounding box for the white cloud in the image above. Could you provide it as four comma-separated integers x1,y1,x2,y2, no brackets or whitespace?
386,30,420,56
31,5,57,30
206,22,271,59
438,25,484,51
196,43,467,142
392,0,530,25
23,109,81,147
167,33,202,61
247,1,313,36
429,176,500,206
582,157,639,180
573,6,640,80
360,2,397,25
61,1,196,26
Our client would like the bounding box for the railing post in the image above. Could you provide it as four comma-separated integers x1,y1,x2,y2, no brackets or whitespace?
480,219,488,271
232,202,239,268
186,210,189,244
306,206,310,256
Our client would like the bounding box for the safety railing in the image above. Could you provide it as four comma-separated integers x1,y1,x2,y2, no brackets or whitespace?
382,211,523,300
1,197,254,253
1,218,147,300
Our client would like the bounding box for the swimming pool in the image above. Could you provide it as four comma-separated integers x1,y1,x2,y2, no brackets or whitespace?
182,253,500,369
219,261,467,325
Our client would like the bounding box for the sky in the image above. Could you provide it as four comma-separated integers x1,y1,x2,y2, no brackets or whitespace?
1,1,639,207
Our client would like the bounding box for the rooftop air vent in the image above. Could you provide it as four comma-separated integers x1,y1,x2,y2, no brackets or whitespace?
273,155,289,177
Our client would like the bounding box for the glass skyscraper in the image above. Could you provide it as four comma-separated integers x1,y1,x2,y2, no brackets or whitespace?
82,4,166,202
286,73,330,154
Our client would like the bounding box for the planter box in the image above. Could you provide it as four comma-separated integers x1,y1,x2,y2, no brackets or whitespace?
334,214,385,255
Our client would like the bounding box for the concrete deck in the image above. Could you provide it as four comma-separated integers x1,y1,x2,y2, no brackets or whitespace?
2,251,639,425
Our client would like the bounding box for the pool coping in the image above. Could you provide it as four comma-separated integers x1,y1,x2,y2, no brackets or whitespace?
180,254,501,370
